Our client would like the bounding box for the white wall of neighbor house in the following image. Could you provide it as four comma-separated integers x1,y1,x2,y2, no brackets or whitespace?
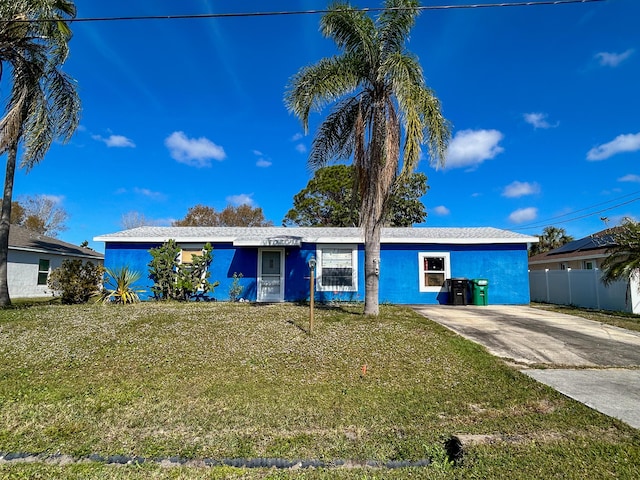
7,251,103,299
7,250,61,298
528,255,608,272
529,268,640,314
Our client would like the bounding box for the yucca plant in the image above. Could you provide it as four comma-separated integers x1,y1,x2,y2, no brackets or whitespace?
101,266,144,304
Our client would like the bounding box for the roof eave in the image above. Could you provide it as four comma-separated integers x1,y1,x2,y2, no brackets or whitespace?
95,235,537,245
10,245,104,259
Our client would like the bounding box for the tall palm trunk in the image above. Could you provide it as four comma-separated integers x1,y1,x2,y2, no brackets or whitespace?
0,142,17,307
363,220,382,315
361,100,396,316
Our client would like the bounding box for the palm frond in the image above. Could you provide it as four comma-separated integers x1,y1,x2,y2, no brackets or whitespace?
379,0,420,56
285,54,363,133
601,219,640,285
308,96,363,169
0,0,80,169
322,3,377,65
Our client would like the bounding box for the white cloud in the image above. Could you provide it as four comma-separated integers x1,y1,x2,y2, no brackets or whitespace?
290,133,307,153
164,131,226,167
133,187,165,200
445,129,504,169
619,174,640,183
502,181,541,198
508,207,538,224
256,159,272,168
226,193,255,206
587,132,640,161
432,205,450,216
92,134,135,148
523,112,558,129
595,49,634,67
40,194,65,204
252,149,272,167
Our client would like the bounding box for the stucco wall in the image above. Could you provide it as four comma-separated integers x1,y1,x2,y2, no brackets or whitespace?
377,243,530,305
7,250,103,299
104,241,531,305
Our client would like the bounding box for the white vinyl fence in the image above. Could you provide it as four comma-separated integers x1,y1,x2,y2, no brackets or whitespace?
529,269,640,314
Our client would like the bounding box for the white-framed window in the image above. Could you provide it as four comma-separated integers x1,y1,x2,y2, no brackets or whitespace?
37,259,50,286
316,244,357,292
418,252,450,292
560,262,568,270
583,260,594,270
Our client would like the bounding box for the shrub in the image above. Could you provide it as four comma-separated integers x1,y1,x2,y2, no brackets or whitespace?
100,266,144,304
229,272,244,301
148,240,219,301
47,259,104,304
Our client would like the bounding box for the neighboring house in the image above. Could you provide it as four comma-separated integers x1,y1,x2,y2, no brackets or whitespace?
528,228,617,271
528,228,640,313
94,226,537,305
8,225,104,298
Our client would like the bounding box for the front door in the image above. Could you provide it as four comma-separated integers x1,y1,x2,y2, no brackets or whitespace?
257,249,284,302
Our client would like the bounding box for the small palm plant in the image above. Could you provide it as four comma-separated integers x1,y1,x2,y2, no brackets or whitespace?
101,266,144,305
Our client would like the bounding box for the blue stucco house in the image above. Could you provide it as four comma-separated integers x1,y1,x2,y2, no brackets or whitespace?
94,226,537,305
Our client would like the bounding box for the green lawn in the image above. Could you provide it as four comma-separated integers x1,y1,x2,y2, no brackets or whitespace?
0,302,638,479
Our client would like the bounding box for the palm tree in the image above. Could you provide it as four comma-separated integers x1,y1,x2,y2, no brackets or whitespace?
529,226,574,257
600,218,640,286
0,0,80,306
285,0,450,315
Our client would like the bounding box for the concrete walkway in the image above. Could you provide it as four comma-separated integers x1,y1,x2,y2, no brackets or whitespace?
411,305,640,429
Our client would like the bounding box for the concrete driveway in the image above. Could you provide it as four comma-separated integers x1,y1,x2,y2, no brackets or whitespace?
411,305,640,429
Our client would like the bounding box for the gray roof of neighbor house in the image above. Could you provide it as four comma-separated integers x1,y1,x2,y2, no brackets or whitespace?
94,226,538,246
10,225,104,260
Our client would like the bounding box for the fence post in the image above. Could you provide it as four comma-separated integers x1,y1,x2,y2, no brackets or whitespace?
594,268,601,310
545,269,550,303
567,268,572,305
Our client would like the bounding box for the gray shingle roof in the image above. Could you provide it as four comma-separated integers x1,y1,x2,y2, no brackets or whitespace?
94,226,537,245
11,225,104,260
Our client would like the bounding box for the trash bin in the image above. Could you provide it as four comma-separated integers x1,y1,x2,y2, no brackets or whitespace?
470,279,489,306
448,278,469,305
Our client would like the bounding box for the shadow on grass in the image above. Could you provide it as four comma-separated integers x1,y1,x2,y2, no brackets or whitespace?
2,296,62,310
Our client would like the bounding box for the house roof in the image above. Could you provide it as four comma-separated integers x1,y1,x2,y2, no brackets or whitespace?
94,226,538,246
10,225,104,260
528,228,617,264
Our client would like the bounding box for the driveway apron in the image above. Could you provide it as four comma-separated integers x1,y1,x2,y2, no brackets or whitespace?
411,305,640,429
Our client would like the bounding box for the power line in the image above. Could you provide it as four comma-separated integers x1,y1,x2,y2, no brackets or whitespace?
4,0,608,24
513,191,640,231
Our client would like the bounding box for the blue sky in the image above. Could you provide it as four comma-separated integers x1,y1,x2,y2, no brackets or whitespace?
6,0,640,251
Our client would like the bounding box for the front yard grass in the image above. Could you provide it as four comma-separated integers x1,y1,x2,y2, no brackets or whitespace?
0,302,638,479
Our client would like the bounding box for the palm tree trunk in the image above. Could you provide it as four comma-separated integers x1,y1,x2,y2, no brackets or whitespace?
0,142,17,307
363,220,381,316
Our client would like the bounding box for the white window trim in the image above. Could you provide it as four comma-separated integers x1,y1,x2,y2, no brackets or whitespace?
418,252,451,293
316,244,358,292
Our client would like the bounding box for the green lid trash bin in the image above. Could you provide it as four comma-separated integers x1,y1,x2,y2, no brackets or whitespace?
471,279,489,306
